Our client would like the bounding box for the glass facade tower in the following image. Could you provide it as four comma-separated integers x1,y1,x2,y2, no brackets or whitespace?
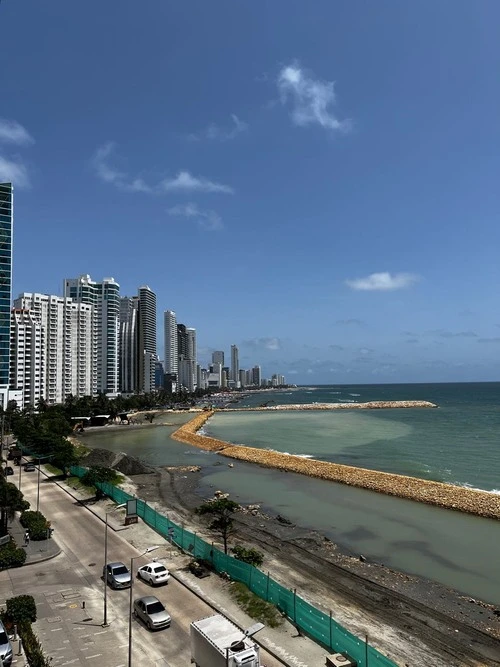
0,184,13,408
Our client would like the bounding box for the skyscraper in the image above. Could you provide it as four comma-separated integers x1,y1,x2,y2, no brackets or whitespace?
119,296,139,393
177,324,197,391
138,286,156,394
0,183,13,409
252,365,262,387
230,344,239,385
212,350,224,366
64,275,120,394
164,310,178,384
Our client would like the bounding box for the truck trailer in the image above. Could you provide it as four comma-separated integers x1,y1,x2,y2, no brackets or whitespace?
190,614,261,667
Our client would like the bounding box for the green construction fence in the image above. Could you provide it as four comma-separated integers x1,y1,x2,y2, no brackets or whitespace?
68,465,396,667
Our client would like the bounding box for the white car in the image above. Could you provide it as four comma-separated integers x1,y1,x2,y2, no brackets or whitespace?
137,562,170,586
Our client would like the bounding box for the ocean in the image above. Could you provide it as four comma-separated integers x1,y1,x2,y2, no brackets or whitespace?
82,383,500,603
205,382,500,492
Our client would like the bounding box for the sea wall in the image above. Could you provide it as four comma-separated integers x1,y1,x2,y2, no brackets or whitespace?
225,400,438,411
170,409,500,519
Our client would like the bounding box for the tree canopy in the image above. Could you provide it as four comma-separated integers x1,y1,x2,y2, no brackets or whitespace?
195,497,240,554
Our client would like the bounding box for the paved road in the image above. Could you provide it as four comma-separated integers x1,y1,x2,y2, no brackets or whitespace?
2,472,283,667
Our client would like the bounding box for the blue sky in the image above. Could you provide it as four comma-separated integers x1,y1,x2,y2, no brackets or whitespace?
1,0,500,384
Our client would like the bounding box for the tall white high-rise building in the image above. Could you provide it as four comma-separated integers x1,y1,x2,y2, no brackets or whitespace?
138,286,156,393
64,275,120,394
164,310,178,383
10,309,44,409
14,293,93,403
230,344,239,385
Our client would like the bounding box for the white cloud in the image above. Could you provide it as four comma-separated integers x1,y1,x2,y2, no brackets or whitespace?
346,272,419,291
160,171,233,194
278,63,350,132
0,156,30,188
92,143,232,195
0,119,34,188
0,119,34,146
190,114,248,142
242,337,282,350
167,202,223,231
92,142,126,185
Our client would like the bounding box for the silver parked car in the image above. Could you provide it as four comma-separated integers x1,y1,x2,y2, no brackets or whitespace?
0,619,13,666
133,596,171,631
103,561,131,589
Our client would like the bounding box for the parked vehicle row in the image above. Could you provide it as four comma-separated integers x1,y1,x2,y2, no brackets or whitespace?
103,559,171,632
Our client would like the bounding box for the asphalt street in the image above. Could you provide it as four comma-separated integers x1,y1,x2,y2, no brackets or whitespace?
1,470,284,667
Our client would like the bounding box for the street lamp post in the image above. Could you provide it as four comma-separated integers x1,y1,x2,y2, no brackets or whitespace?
18,445,22,491
128,546,159,667
103,503,126,627
36,456,51,513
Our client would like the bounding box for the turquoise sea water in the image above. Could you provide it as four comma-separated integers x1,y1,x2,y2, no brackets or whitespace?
81,383,500,603
206,382,500,492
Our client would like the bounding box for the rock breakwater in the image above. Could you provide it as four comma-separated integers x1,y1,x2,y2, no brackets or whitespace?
225,400,438,411
171,409,500,519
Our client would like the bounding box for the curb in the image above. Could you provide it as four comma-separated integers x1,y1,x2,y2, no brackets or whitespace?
25,546,62,566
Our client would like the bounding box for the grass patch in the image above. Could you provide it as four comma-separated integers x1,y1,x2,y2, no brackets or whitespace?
65,476,96,495
74,443,90,459
44,463,63,476
229,581,283,628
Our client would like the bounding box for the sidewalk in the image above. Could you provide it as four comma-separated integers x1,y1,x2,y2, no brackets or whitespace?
9,514,60,565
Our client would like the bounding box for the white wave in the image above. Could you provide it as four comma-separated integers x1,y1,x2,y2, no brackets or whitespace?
349,393,361,397
456,482,500,495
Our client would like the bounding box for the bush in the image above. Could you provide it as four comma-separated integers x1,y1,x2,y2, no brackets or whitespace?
5,594,37,623
0,539,27,569
230,582,282,628
18,620,51,666
231,545,264,567
81,466,121,489
20,511,50,541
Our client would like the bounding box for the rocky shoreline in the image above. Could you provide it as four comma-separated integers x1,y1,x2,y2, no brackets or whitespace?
171,410,500,519
225,399,438,410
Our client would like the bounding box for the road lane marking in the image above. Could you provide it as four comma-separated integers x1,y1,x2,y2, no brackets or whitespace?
85,654,102,659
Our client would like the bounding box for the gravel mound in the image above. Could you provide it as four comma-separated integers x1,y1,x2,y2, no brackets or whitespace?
81,448,155,476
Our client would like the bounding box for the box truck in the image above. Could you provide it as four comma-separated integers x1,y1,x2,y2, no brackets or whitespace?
190,614,262,667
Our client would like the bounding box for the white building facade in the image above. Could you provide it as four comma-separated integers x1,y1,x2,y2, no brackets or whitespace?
64,275,120,395
13,293,93,404
9,309,43,409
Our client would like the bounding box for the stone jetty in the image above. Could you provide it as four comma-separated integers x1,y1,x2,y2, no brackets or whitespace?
171,408,500,519
224,400,438,411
